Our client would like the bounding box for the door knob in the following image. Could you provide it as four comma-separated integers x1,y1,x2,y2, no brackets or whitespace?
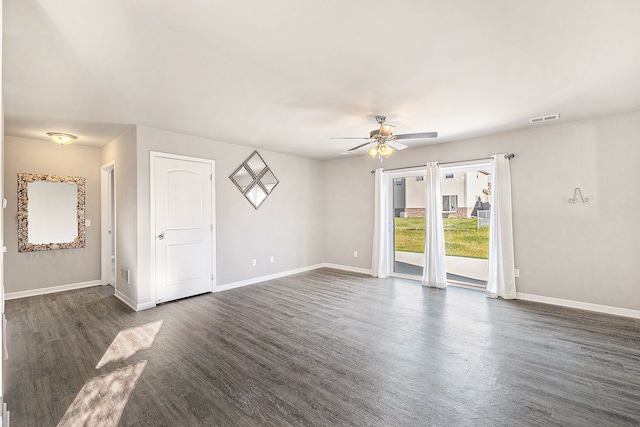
158,232,165,240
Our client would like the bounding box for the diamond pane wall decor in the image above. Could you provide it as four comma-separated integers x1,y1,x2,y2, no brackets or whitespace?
229,151,279,209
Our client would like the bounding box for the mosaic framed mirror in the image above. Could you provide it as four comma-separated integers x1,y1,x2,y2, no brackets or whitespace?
17,173,86,252
229,151,279,209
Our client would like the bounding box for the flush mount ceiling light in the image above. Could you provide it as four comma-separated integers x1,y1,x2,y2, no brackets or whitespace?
47,132,77,145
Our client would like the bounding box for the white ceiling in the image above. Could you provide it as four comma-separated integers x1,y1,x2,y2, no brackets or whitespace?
4,0,640,160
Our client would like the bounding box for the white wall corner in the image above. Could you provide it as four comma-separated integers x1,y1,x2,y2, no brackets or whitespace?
136,301,156,311
114,290,138,311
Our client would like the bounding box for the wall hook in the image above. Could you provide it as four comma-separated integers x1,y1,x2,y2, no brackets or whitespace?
568,187,589,204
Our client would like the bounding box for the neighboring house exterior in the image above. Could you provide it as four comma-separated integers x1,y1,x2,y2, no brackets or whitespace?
395,170,491,218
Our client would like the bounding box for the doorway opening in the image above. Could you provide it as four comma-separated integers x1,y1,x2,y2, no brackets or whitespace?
101,162,116,289
391,162,492,286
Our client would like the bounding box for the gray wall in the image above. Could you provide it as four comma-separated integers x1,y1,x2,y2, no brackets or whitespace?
323,110,640,311
134,126,325,307
101,128,138,304
4,136,102,293
6,110,640,313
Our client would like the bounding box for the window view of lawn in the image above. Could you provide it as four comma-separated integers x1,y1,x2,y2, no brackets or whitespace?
394,217,489,259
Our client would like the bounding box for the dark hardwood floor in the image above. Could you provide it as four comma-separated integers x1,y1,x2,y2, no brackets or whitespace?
5,268,640,426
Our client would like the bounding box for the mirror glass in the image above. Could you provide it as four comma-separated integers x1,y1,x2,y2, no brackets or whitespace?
260,170,279,194
229,150,278,209
246,183,268,208
18,173,86,252
246,153,267,177
28,181,78,243
230,165,254,192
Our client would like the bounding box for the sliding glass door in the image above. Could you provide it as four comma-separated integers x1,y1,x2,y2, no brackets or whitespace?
440,163,491,286
390,162,492,287
392,173,426,277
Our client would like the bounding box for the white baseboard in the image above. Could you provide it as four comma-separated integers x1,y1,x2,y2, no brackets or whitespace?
214,263,371,292
216,264,325,292
6,270,637,320
114,290,138,311
5,280,102,300
215,263,373,293
115,291,156,312
517,292,640,319
322,263,372,276
136,301,156,311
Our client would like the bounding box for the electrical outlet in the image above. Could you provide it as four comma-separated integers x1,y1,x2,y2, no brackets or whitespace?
270,256,274,263
354,251,358,258
86,219,91,227
514,269,520,277
252,259,257,266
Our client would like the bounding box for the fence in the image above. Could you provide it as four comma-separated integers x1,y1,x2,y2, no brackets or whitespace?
477,210,490,229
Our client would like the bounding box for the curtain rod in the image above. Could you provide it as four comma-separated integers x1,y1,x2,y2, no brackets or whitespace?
370,153,515,174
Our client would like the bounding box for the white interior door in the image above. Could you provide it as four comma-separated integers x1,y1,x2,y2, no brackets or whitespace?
154,156,214,303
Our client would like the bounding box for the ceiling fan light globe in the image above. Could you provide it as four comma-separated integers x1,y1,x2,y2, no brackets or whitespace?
378,144,390,156
367,146,378,159
385,147,396,158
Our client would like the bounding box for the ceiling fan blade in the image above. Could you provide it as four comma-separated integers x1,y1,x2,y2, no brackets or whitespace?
331,137,373,140
394,132,438,140
386,140,408,150
348,141,375,151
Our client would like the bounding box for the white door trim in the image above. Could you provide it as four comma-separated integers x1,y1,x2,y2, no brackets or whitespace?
149,151,216,305
100,161,116,289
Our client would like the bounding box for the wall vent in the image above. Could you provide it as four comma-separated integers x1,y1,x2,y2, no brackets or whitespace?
120,266,131,284
529,114,560,124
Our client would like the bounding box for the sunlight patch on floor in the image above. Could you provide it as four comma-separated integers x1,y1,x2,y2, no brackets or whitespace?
57,361,147,427
57,320,164,426
96,320,163,369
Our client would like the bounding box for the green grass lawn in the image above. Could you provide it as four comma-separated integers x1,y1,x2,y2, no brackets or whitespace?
395,217,489,259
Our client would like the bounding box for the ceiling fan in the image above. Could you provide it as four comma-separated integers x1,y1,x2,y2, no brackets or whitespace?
332,116,438,160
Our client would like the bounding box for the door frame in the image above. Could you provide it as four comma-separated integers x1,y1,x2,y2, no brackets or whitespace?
386,167,425,281
100,161,116,288
149,151,216,305
438,161,492,287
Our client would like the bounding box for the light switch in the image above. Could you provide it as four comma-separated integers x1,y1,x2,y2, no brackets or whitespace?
86,219,91,226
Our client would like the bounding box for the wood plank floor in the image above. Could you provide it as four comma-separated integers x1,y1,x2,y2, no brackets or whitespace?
5,268,640,426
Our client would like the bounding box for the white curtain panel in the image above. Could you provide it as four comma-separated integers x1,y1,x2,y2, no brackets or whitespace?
371,168,390,278
486,154,517,299
422,162,447,288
